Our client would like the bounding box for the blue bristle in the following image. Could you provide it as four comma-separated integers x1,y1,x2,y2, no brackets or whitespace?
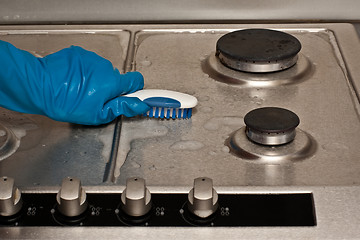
144,107,193,119
188,108,192,118
183,109,187,119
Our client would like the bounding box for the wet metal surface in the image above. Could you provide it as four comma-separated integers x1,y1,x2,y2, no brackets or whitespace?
0,23,359,240
117,26,360,187
0,29,130,186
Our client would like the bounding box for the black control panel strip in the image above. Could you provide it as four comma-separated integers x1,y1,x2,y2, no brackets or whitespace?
0,193,316,227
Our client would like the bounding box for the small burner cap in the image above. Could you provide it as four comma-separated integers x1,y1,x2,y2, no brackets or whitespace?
244,107,300,145
216,29,301,72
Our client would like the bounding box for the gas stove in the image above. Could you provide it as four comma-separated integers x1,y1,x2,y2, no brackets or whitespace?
0,23,360,239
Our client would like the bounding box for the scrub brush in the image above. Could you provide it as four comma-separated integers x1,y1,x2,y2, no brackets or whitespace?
124,89,198,119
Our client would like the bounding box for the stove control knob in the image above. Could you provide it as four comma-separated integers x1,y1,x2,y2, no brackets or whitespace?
0,177,23,217
121,177,152,217
56,177,88,217
187,177,219,218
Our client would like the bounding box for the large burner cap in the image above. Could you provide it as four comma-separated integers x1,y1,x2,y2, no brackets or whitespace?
244,107,300,145
216,29,301,73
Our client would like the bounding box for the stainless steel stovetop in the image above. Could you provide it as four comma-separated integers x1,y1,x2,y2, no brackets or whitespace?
1,23,360,239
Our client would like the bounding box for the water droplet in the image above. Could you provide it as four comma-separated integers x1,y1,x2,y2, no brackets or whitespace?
130,161,141,168
222,146,230,153
204,121,219,131
209,151,217,156
140,59,152,67
199,55,208,61
204,116,243,131
170,140,204,151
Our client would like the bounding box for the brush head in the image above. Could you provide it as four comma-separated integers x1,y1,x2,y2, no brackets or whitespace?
144,107,193,119
124,89,198,119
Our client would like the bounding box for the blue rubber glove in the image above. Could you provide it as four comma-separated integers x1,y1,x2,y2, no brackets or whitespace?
0,40,150,125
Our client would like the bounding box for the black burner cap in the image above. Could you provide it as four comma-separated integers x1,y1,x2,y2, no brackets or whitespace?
244,107,300,133
216,29,301,62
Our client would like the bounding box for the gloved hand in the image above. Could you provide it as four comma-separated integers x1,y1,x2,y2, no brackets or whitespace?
0,40,150,125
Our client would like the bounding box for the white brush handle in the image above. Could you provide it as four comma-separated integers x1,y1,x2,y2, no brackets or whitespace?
124,89,198,108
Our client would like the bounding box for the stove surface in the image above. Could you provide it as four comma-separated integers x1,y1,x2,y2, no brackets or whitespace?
117,25,360,188
0,23,360,239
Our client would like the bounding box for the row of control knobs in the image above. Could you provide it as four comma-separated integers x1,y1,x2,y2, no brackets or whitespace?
0,176,218,219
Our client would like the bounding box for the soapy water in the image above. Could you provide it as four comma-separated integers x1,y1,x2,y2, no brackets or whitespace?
203,116,244,131
115,115,244,181
97,123,117,163
169,140,204,151
114,118,169,178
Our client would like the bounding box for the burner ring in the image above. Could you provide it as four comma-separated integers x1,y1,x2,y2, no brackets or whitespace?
245,128,296,146
217,52,298,73
216,29,301,73
226,127,316,163
202,52,313,87
244,107,300,146
0,124,20,161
